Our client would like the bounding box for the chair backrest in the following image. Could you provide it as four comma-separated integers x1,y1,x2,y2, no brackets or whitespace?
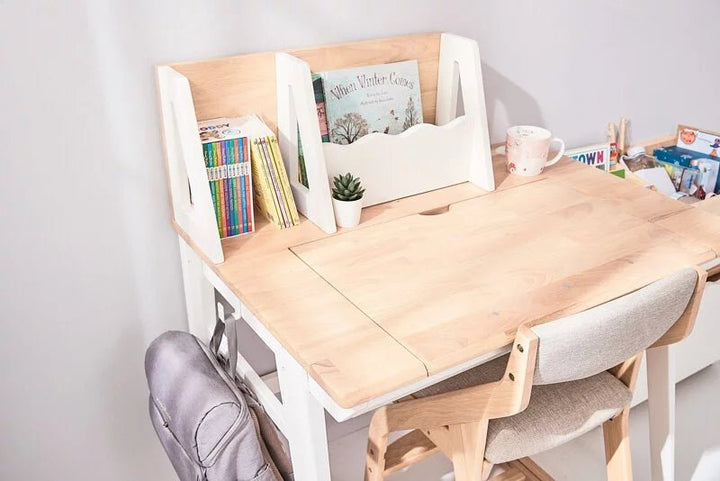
530,268,698,385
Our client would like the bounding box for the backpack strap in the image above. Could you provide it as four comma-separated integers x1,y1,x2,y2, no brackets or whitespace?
209,305,239,381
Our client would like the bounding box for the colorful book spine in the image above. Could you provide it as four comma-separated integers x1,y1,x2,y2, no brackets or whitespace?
212,142,227,238
226,141,235,236
213,143,223,236
236,138,247,233
198,117,255,237
232,138,240,233
229,139,239,235
243,138,253,232
202,144,218,235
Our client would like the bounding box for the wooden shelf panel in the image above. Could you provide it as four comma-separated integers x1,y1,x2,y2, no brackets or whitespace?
171,33,441,135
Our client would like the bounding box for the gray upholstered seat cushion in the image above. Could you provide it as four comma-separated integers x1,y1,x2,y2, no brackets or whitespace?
484,369,631,464
413,355,632,465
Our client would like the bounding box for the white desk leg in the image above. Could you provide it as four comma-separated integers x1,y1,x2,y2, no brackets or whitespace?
276,351,332,481
178,237,215,343
647,346,675,481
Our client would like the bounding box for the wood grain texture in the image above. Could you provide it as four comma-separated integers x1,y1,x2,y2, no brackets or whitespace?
364,325,538,481
505,458,554,481
176,151,720,408
697,195,720,216
602,408,633,481
487,468,526,481
292,162,716,374
382,430,439,476
170,33,440,134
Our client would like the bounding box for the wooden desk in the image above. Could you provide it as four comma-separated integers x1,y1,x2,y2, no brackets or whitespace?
177,154,720,481
188,155,717,405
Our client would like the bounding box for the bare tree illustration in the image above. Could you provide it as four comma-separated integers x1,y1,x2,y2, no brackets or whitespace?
402,97,419,130
330,113,369,144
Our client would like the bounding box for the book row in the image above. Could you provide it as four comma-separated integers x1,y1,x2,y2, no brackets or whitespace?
199,121,255,238
198,115,299,235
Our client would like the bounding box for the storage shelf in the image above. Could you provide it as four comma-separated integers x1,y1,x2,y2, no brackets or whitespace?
157,33,495,263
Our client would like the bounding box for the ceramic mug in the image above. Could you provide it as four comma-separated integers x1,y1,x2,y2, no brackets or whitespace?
505,126,565,176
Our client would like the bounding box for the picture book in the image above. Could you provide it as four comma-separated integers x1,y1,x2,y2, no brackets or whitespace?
319,60,423,144
197,117,255,238
676,125,720,158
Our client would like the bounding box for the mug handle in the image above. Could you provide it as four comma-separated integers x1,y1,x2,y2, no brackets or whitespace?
545,138,565,167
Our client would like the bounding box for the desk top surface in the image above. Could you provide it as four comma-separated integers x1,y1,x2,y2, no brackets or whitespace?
178,154,720,409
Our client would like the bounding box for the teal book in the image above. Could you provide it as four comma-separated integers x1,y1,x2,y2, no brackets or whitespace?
319,60,423,144
297,73,330,187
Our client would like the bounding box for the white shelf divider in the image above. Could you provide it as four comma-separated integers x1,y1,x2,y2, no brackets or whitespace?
157,65,224,263
276,53,338,234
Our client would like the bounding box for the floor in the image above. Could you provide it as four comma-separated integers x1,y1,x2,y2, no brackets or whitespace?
327,362,720,481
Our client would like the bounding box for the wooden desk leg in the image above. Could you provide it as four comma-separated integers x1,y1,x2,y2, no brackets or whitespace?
178,237,216,343
277,350,332,481
646,346,675,481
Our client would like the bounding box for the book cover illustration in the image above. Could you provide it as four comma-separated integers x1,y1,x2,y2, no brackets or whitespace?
298,73,330,186
676,126,720,158
320,60,423,144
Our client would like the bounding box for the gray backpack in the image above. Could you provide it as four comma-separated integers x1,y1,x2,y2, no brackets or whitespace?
145,315,293,481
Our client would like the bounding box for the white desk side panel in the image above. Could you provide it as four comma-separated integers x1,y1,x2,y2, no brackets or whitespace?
157,65,223,264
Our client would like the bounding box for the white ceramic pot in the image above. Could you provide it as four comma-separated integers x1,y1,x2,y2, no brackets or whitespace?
332,197,363,228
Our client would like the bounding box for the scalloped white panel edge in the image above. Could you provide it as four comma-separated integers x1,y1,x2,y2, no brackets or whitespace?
323,116,475,206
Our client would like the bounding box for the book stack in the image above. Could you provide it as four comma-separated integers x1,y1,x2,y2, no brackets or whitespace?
198,118,254,238
234,115,300,229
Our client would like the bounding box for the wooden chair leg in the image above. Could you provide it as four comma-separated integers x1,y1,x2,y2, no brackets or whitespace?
448,420,489,481
603,407,633,481
365,430,389,481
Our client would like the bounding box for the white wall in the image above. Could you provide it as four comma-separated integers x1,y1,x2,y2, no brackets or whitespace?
0,1,718,480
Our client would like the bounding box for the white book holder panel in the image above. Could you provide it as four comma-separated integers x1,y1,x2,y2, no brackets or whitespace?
157,66,224,263
276,33,494,232
276,54,338,234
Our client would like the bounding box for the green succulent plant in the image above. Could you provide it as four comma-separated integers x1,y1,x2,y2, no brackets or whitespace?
331,173,365,202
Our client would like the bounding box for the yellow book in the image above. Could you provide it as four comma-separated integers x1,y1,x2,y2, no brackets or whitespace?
225,114,300,229
249,138,283,228
259,137,290,228
267,136,300,226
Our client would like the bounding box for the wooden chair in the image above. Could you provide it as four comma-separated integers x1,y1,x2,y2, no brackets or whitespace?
364,267,707,481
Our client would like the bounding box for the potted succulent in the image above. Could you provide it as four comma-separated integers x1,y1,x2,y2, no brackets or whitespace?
331,173,365,228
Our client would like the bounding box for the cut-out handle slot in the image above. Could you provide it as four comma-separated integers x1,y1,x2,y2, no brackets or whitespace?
420,205,450,216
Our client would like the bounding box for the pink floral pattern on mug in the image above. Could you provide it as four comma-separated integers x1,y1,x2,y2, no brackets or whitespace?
505,126,565,177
